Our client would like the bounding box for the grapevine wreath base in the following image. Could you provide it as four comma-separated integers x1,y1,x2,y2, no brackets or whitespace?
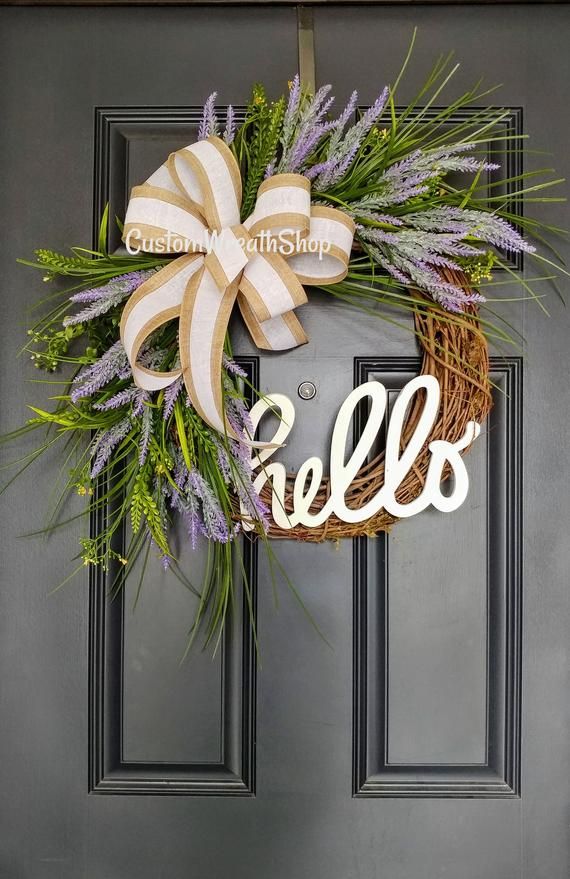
262,270,493,541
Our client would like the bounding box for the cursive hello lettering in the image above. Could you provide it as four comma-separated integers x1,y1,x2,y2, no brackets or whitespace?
243,376,480,530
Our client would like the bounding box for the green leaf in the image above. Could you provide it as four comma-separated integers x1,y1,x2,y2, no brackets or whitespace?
98,203,110,256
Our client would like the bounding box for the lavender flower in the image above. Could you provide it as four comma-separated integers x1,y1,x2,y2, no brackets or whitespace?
159,551,171,571
327,90,358,156
90,416,132,478
223,105,236,145
162,375,183,420
349,210,404,225
359,226,485,260
278,84,336,174
355,201,534,309
264,160,276,180
403,206,535,253
138,403,153,466
360,143,499,211
310,87,389,190
280,75,301,156
184,494,206,549
64,271,154,327
222,354,247,379
188,470,230,543
215,443,232,484
131,389,149,418
71,341,129,402
223,377,254,438
138,346,168,371
168,452,207,549
198,92,218,140
94,386,141,411
228,439,270,531
358,226,486,311
213,438,269,532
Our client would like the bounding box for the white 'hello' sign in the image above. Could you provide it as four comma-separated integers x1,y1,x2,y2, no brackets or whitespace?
245,375,480,530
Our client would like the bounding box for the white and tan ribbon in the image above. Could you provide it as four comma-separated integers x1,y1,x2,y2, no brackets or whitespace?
120,135,355,437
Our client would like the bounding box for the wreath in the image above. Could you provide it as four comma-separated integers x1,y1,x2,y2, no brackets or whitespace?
3,57,562,644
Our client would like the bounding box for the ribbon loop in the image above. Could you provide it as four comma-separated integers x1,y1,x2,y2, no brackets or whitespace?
244,173,311,243
120,135,355,437
169,137,242,231
286,206,355,284
123,186,209,255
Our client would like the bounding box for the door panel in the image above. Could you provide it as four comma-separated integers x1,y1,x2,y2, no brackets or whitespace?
0,6,568,879
353,359,521,796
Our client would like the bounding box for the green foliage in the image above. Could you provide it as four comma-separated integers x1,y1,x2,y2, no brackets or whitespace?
236,85,286,219
131,469,170,557
35,249,90,278
130,471,146,535
28,322,85,371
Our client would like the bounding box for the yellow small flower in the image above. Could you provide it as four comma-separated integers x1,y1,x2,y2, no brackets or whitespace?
254,95,265,105
119,557,128,566
77,485,87,496
288,80,294,90
379,128,389,139
88,487,93,496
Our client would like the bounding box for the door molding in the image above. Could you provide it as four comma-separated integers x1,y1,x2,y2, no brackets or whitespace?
88,364,259,796
352,356,523,798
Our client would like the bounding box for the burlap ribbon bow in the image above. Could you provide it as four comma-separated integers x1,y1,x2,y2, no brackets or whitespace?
120,136,355,437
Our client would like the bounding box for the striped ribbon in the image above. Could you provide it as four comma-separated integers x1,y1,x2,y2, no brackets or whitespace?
120,136,355,438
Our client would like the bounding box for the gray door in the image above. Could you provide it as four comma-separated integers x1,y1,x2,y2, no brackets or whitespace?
1,5,568,878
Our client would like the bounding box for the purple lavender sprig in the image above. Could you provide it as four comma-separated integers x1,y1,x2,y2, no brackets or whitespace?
162,375,184,420
403,206,535,253
227,439,270,531
132,389,149,418
71,341,130,402
188,470,231,543
310,87,389,190
168,452,208,549
63,270,154,327
223,105,236,145
280,74,302,158
326,90,359,156
278,84,336,174
344,144,500,220
198,92,218,140
223,376,254,438
264,159,277,180
90,416,132,478
358,226,487,312
375,246,485,312
93,386,142,411
222,354,247,379
138,403,153,466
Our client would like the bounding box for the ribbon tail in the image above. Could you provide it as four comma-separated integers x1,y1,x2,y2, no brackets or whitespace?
238,251,309,351
179,267,286,449
179,266,240,439
238,294,308,350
